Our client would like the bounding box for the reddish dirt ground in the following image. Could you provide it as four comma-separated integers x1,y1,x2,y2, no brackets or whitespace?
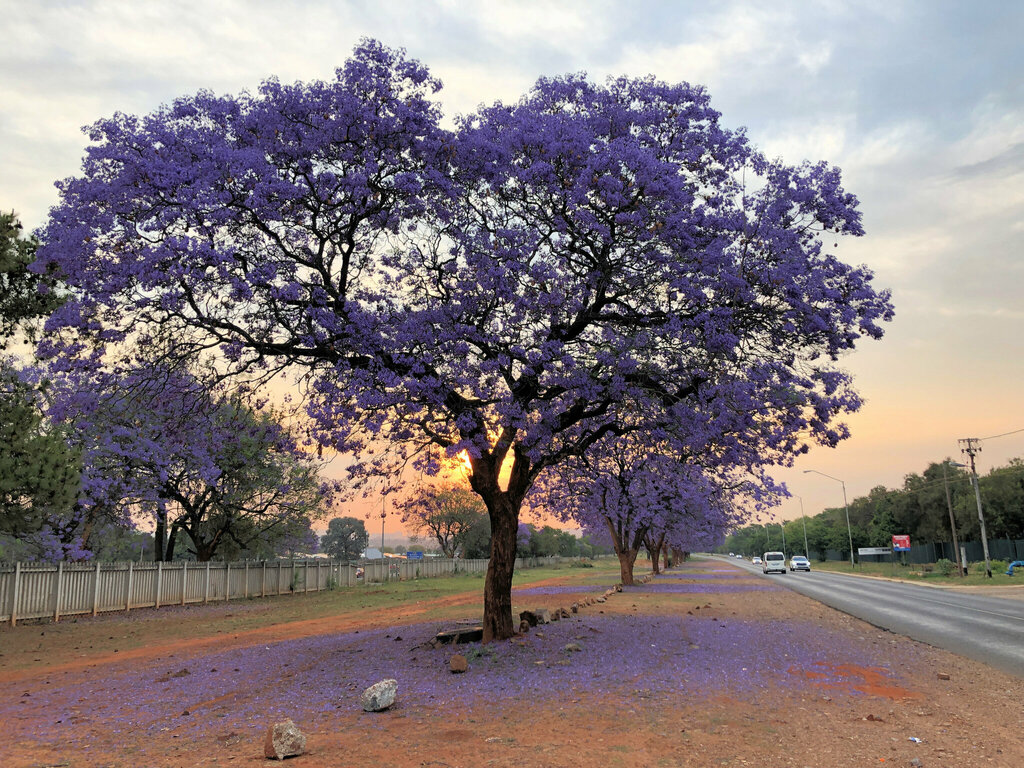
2,560,1023,767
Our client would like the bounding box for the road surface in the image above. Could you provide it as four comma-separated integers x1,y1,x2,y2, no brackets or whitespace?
713,556,1024,677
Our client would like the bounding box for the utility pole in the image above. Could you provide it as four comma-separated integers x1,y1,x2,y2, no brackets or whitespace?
780,522,787,557
943,460,966,577
959,438,992,578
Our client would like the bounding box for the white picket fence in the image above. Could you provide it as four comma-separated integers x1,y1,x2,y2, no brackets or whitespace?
0,555,559,625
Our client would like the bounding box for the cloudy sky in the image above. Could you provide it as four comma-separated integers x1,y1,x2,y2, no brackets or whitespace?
2,0,1022,528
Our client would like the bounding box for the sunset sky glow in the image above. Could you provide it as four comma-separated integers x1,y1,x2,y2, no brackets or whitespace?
2,1,1021,534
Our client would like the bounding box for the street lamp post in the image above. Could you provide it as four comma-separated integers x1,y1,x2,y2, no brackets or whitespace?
804,470,855,567
796,495,810,559
943,461,966,577
380,494,387,581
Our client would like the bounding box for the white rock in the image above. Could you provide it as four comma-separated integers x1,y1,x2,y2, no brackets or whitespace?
361,678,398,711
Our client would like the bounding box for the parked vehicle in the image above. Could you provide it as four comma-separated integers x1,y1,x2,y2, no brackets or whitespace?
762,551,787,574
789,556,811,572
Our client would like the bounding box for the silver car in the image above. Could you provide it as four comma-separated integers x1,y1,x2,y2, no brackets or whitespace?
789,556,811,572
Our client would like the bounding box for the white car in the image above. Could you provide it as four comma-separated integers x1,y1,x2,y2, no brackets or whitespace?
789,556,811,572
762,551,787,574
751,556,762,565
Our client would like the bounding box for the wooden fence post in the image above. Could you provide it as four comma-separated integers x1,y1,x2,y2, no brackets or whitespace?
261,561,267,598
277,562,283,595
9,562,22,626
181,561,188,605
91,561,102,616
304,560,310,593
225,562,231,601
155,561,163,609
53,561,65,623
244,561,249,599
125,561,133,611
204,561,211,604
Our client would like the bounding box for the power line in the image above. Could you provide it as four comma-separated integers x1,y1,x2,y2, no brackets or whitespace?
978,426,1024,441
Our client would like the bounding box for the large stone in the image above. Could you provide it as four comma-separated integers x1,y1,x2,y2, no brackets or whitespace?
263,719,306,760
450,654,468,673
534,608,552,624
519,610,539,627
361,679,398,712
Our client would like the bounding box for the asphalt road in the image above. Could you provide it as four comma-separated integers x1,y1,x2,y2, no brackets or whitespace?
712,555,1024,678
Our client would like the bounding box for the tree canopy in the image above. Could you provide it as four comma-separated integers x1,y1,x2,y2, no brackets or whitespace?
33,40,892,639
321,516,369,561
399,483,487,558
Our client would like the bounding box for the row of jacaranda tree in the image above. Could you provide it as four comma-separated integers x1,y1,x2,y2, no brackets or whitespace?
20,40,891,641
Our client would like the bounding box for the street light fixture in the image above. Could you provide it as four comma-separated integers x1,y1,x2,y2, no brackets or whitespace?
794,495,810,559
804,470,855,567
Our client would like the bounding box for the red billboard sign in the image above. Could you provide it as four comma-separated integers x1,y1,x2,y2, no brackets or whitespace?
892,535,911,552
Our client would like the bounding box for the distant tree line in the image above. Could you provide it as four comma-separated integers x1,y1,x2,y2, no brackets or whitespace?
720,459,1024,560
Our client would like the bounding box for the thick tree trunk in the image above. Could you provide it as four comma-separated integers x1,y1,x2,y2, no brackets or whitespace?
154,507,167,562
482,495,518,642
663,547,671,570
645,532,665,576
165,524,180,562
617,548,639,585
467,447,526,643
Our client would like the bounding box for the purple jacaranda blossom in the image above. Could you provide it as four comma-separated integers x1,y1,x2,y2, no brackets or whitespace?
0,612,917,762
41,360,340,561
32,41,892,638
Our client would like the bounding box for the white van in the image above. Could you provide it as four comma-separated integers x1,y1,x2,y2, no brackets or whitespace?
762,551,787,574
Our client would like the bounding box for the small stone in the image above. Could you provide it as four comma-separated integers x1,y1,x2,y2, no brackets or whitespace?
519,620,530,633
450,654,468,674
263,719,306,760
596,597,606,603
361,679,398,712
563,642,582,652
559,607,571,618
936,672,950,680
534,608,551,624
910,759,923,767
571,603,579,614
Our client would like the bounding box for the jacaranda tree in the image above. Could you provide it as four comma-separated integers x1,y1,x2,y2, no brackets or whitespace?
34,40,892,640
47,360,335,561
533,434,742,584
